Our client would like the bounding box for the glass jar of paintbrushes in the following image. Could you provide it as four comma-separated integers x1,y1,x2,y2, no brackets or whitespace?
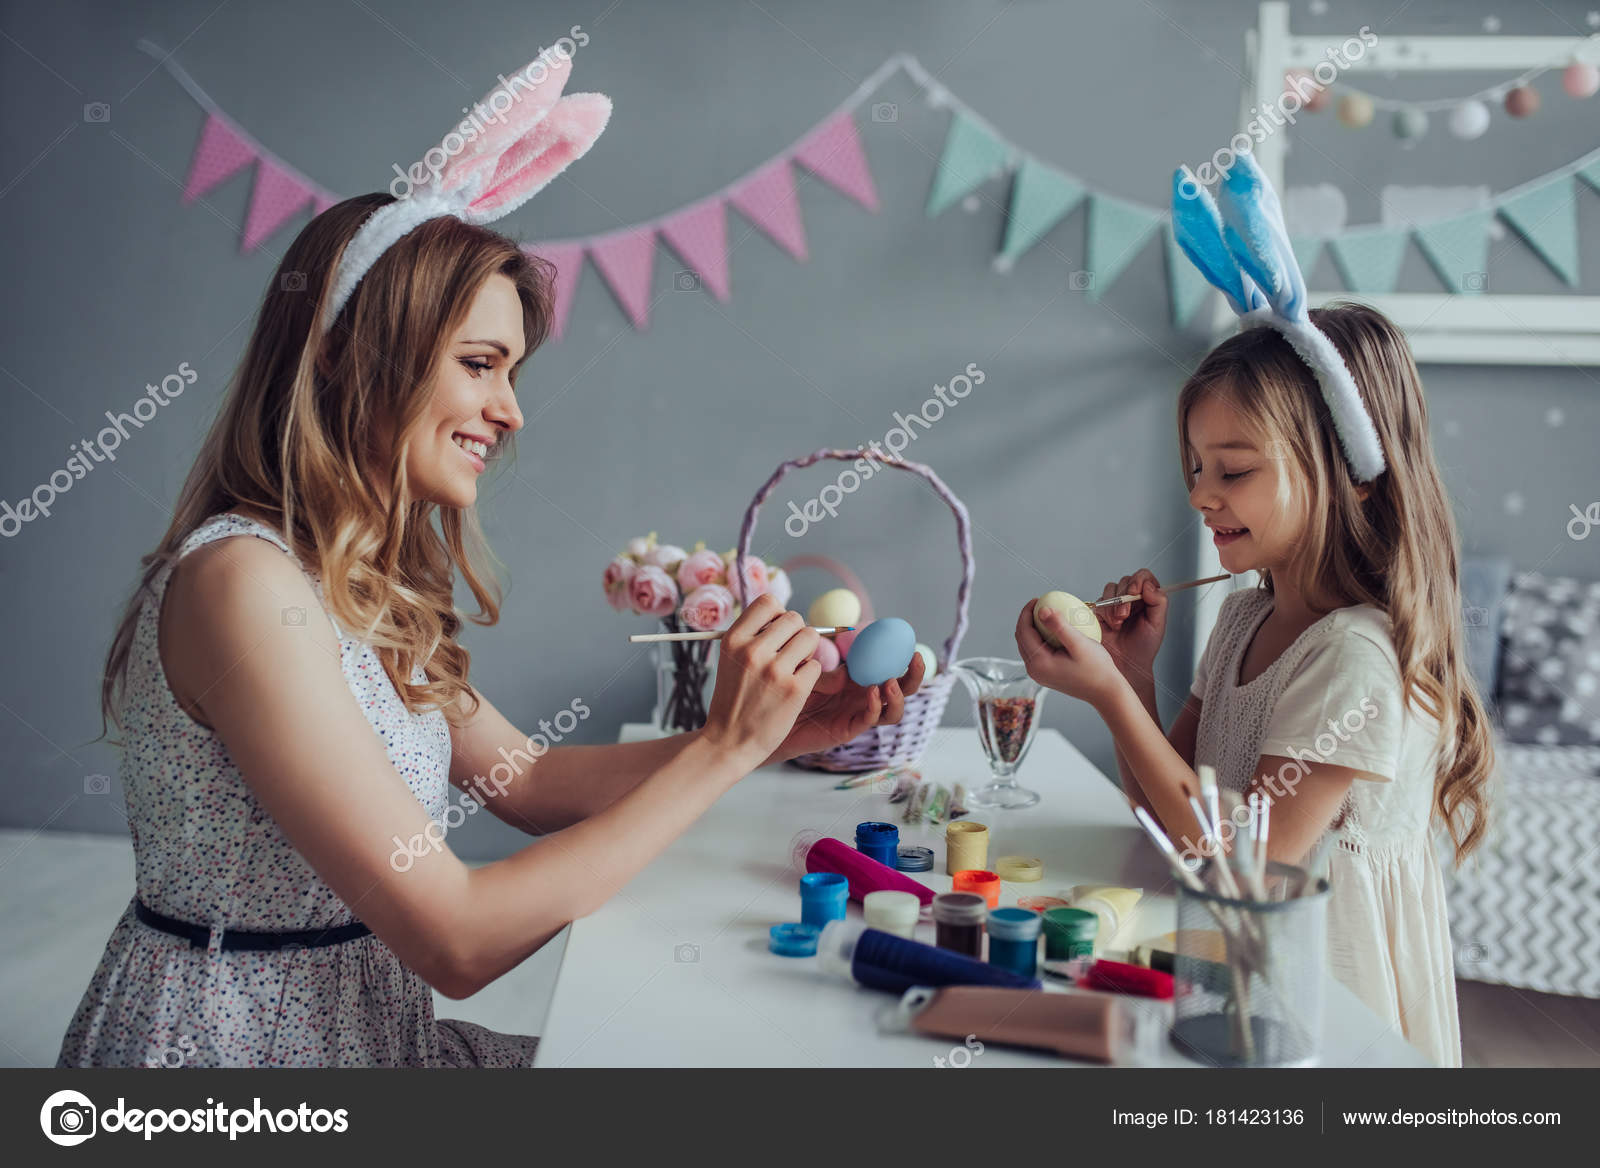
1131,766,1331,1067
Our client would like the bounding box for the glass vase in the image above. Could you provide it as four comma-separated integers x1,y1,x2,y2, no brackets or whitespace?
651,615,718,734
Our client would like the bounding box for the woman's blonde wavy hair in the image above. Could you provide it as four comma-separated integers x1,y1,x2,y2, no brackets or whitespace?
1178,302,1493,864
100,192,555,737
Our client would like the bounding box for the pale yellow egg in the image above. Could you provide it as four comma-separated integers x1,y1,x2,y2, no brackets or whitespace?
808,588,862,628
914,643,938,677
1034,590,1103,647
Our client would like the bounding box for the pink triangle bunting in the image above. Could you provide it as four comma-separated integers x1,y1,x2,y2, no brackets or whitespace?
658,198,731,301
588,227,658,330
792,112,878,211
183,113,257,204
526,243,585,341
728,159,808,261
241,157,315,252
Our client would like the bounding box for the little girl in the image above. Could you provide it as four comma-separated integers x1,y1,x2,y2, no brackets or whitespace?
1018,301,1494,1068
57,51,919,1068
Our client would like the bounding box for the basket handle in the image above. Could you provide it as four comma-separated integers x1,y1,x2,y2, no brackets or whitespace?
733,448,973,669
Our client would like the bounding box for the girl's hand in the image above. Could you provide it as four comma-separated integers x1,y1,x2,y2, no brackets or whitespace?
768,649,926,765
1095,569,1167,683
701,595,824,768
1016,598,1127,710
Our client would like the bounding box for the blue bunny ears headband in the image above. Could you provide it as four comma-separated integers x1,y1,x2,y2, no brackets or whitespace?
1171,153,1387,482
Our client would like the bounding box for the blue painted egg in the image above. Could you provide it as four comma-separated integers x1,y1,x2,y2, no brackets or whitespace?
845,617,917,687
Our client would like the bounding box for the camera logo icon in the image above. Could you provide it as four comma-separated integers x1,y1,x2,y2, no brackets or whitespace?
83,102,110,123
1069,270,1096,292
282,606,306,626
84,774,111,795
673,943,699,963
280,271,307,293
871,102,898,123
40,1089,97,1146
1462,272,1488,292
674,270,700,292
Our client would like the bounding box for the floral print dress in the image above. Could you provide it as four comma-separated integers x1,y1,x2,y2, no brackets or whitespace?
57,513,538,1067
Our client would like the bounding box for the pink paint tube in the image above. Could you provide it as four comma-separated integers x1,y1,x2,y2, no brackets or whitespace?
795,836,936,908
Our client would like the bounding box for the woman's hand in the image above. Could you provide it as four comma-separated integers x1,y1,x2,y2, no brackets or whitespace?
1016,598,1127,710
701,594,824,768
766,648,926,765
1095,569,1167,683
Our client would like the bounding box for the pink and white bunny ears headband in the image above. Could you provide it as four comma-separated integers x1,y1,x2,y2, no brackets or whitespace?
320,48,612,334
1171,153,1387,482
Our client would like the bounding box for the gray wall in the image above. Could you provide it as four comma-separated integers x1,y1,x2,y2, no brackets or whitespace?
3,0,1597,859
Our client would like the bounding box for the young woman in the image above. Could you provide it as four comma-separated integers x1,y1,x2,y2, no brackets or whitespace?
57,188,922,1069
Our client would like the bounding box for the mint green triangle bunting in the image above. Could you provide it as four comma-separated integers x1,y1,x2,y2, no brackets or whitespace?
1290,238,1324,284
1578,157,1600,195
1499,176,1579,286
999,158,1085,265
1328,228,1409,294
926,112,1009,218
1085,194,1161,302
1413,208,1494,295
1163,221,1212,327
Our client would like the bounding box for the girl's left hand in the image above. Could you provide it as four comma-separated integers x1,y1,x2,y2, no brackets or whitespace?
767,651,926,765
1015,598,1126,709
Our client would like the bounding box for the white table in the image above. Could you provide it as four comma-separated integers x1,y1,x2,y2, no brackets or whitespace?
534,725,1427,1067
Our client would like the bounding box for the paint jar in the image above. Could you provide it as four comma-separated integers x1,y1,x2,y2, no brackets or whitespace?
986,907,1042,980
1042,906,1098,961
799,871,848,929
1017,895,1070,916
895,845,934,872
769,923,820,957
817,919,1039,995
945,820,988,875
855,821,900,867
994,855,1042,883
863,890,921,939
952,869,1000,909
931,891,988,959
1067,885,1142,954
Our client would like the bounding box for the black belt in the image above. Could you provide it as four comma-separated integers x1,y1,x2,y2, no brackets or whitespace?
134,899,372,951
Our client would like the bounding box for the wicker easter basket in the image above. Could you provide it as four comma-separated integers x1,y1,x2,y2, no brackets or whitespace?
733,448,973,773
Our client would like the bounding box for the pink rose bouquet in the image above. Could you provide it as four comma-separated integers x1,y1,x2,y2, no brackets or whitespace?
680,583,736,632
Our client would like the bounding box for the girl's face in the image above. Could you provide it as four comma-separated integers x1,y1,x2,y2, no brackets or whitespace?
404,274,526,510
1184,391,1305,576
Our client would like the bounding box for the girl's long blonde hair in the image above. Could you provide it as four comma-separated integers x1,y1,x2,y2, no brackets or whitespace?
1178,302,1493,863
100,192,555,736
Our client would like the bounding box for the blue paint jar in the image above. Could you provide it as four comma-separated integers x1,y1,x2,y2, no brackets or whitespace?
986,907,1042,980
799,871,848,928
855,821,900,867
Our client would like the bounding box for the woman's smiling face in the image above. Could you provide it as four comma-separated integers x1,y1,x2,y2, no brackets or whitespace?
404,274,526,510
1184,390,1306,576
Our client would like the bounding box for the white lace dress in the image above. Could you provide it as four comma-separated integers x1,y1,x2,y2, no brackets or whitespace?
57,513,539,1068
1190,587,1462,1068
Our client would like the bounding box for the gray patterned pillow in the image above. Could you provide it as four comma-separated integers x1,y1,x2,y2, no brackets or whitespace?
1498,572,1600,747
